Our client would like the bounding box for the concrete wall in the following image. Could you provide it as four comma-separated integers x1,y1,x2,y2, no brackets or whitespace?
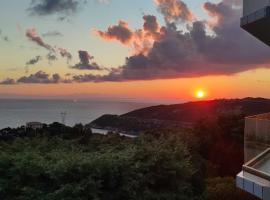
243,0,270,16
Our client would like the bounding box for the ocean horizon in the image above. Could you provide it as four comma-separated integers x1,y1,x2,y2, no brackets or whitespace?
0,99,155,129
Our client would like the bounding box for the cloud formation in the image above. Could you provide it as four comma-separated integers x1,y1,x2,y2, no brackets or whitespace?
2,0,270,85
26,28,53,51
26,56,42,65
95,15,161,54
17,71,61,84
72,50,102,70
94,20,133,44
25,28,73,65
0,78,16,85
155,0,193,23
47,52,58,64
83,0,270,83
28,0,86,19
59,48,72,63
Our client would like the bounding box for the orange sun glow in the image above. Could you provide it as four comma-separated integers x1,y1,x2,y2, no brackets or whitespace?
196,90,205,99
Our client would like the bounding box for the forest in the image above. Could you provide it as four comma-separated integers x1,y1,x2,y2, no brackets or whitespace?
0,108,259,200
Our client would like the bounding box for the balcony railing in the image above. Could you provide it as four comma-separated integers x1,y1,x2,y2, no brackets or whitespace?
237,113,270,200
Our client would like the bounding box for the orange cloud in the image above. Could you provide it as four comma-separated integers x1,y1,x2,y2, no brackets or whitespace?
94,15,163,55
94,20,133,44
155,0,194,23
26,28,53,50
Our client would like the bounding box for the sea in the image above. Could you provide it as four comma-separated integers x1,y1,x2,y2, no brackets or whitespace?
0,99,155,129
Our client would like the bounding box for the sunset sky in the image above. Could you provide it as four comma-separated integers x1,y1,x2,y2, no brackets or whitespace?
1,0,270,102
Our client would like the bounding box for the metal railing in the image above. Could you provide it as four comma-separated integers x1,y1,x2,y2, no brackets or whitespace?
243,147,270,181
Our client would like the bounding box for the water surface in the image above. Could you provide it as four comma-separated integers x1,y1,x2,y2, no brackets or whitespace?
0,99,154,129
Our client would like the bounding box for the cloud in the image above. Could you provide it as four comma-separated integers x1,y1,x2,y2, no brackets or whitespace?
76,0,270,82
0,71,65,85
155,0,194,23
47,52,58,64
72,50,102,70
95,15,161,55
195,1,270,65
25,28,74,64
0,29,10,42
0,78,16,85
28,0,86,19
143,15,160,34
17,71,61,84
3,0,270,85
42,30,63,37
94,20,133,44
58,48,72,63
26,28,53,51
26,55,42,65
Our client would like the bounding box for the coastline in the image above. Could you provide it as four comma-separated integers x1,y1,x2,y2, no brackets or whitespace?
91,128,138,138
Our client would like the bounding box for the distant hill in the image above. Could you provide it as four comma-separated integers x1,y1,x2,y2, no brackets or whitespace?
90,98,270,133
122,97,270,123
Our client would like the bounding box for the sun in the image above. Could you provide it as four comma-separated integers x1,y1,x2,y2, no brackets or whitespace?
196,90,205,99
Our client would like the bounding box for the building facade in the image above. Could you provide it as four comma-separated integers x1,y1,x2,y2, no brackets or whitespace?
237,1,270,199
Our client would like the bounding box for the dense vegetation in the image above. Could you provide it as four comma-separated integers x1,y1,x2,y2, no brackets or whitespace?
0,133,201,200
0,98,265,199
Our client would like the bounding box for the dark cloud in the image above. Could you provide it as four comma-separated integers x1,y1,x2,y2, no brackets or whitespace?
47,52,58,64
58,48,72,63
26,53,57,67
193,1,270,65
72,50,102,70
25,28,73,65
42,30,63,37
72,73,99,82
26,55,42,65
94,20,133,44
28,0,86,18
0,78,16,85
17,71,61,84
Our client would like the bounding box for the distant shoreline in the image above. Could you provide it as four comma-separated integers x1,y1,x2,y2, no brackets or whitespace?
91,128,137,138
0,100,154,129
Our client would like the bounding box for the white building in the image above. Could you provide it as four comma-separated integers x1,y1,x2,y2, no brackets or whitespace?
237,1,270,199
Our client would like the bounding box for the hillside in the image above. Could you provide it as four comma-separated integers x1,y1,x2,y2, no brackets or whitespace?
90,98,270,133
122,97,270,122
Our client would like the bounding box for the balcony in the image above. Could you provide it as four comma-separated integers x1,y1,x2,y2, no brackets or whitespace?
237,113,270,199
241,0,270,46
